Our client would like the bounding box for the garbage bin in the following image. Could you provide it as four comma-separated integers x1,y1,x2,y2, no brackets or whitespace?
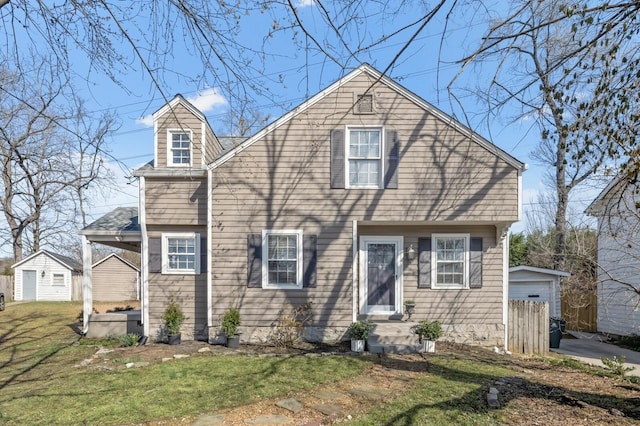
549,319,562,349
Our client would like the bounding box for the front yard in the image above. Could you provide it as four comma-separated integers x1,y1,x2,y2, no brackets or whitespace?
0,302,639,425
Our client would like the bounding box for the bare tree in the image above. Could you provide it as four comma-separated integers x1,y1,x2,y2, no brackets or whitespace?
454,1,640,269
0,58,117,261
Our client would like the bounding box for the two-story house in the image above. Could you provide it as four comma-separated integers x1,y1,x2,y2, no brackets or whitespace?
81,63,526,348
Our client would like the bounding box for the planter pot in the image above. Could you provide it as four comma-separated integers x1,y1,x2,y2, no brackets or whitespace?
226,335,240,348
351,339,365,353
421,340,436,353
167,333,181,345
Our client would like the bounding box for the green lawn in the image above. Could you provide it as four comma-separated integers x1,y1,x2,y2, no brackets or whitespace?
2,302,638,425
0,302,368,425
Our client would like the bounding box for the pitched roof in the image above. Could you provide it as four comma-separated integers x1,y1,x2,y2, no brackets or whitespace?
91,253,140,271
12,250,82,272
210,63,526,171
509,265,571,277
585,174,635,217
80,207,140,234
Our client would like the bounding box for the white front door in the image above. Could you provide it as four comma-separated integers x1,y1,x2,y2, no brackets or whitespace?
359,236,403,315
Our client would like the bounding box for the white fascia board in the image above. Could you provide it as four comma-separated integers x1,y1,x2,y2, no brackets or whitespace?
509,265,571,277
152,95,206,122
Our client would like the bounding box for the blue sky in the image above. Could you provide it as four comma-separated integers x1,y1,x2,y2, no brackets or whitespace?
1,1,606,255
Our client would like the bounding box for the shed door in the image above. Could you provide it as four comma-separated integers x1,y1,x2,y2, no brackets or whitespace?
23,270,37,300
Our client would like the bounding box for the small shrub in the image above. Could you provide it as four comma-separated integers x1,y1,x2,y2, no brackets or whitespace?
269,302,313,348
347,320,373,340
221,307,241,337
162,301,185,335
118,333,140,347
601,355,634,379
413,320,443,342
611,334,640,351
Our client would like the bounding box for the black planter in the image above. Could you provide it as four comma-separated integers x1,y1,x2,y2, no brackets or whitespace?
226,335,240,348
167,333,181,345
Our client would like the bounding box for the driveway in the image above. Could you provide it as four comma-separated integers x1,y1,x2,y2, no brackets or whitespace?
551,331,640,377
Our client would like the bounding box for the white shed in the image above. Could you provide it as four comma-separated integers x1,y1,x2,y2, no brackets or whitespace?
12,250,82,301
509,266,570,318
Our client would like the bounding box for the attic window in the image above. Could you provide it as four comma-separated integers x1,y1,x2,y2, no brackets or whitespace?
354,94,374,114
168,130,192,166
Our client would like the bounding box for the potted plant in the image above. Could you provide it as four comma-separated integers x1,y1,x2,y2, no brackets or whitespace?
404,299,415,320
162,300,185,345
221,307,241,348
347,320,373,352
413,320,442,353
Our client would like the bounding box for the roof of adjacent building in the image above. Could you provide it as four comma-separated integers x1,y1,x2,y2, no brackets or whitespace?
12,250,82,272
80,207,140,234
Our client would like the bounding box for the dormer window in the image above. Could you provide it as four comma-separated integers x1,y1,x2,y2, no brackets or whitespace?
168,130,192,166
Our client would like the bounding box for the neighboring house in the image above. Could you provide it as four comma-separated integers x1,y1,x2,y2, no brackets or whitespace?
12,250,82,301
587,174,640,336
92,253,140,301
80,63,526,348
509,266,570,318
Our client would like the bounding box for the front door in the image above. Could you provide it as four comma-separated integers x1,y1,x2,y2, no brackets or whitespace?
23,270,37,300
360,236,403,315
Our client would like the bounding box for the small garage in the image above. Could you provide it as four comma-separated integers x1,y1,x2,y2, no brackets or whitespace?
509,266,570,318
92,253,140,301
12,250,82,301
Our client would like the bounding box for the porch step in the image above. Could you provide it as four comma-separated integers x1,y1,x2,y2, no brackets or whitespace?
367,321,421,354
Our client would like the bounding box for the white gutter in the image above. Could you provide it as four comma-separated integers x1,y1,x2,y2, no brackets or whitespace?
207,168,213,330
352,220,358,322
81,235,92,334
140,176,150,337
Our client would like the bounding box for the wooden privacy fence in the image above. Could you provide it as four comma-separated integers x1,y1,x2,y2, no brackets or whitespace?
0,275,14,301
71,275,83,301
561,286,597,332
508,299,549,355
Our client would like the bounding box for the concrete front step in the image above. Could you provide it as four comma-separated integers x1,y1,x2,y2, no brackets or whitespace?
367,321,422,353
368,342,422,354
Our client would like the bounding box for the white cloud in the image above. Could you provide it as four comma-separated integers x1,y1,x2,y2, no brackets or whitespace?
135,87,227,128
186,87,227,112
135,115,154,127
295,0,316,6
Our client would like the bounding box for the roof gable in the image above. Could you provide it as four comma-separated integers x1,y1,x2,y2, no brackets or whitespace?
153,94,206,122
210,63,526,171
91,253,140,271
586,174,637,217
12,250,82,272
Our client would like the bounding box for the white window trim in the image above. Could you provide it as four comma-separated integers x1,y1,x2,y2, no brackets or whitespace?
51,273,65,287
431,233,470,290
262,229,303,289
167,129,193,167
162,232,200,275
345,125,385,189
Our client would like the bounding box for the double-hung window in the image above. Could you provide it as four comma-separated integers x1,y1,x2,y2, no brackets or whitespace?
169,130,191,166
347,127,382,188
162,232,200,274
262,230,303,289
431,234,469,289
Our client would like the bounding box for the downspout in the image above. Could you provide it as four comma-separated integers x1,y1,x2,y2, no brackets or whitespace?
207,168,213,335
352,220,358,322
81,235,92,335
501,225,510,352
140,176,150,337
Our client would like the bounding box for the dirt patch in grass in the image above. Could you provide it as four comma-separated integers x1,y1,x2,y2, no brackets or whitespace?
87,342,640,425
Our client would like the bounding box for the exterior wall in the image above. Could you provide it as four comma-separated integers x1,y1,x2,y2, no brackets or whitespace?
155,102,222,168
145,177,208,226
209,73,518,343
596,184,640,335
14,254,72,301
92,255,139,301
146,225,208,341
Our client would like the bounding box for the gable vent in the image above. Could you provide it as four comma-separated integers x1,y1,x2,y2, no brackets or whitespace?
354,94,373,114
